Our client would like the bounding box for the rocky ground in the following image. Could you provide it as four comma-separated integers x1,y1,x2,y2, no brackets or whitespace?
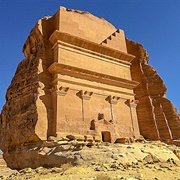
0,141,180,180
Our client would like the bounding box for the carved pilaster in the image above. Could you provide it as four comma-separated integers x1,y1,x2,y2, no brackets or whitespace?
76,90,93,121
125,99,139,136
50,85,69,96
76,90,93,100
105,95,120,121
106,95,120,105
125,99,139,108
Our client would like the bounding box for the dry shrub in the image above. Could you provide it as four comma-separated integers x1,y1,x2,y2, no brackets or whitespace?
61,162,73,172
95,173,112,180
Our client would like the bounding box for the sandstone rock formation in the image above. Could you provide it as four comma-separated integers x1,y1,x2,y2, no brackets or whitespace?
126,39,180,143
0,7,180,169
2,142,180,179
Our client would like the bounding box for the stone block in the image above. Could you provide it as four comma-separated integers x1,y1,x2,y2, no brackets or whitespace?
115,138,130,144
66,134,85,141
93,136,101,142
84,135,94,142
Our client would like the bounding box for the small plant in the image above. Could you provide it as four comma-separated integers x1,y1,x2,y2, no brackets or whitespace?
95,173,112,180
61,162,73,173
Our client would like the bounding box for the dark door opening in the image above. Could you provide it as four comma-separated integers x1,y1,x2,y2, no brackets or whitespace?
101,131,111,142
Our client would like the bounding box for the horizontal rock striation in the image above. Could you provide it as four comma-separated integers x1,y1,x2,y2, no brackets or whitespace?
126,39,180,142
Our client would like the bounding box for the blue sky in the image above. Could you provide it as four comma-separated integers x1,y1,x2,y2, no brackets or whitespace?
0,0,180,113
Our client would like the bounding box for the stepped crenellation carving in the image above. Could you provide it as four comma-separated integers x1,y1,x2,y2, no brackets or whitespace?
100,29,127,53
100,29,121,45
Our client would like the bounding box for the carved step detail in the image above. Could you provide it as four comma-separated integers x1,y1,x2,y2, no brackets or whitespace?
101,29,121,45
100,29,127,52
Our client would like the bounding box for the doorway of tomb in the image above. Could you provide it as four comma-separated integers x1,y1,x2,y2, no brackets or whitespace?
101,131,111,142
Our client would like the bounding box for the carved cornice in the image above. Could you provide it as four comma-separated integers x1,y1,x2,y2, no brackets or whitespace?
48,63,139,90
54,78,135,97
49,30,135,65
50,85,69,96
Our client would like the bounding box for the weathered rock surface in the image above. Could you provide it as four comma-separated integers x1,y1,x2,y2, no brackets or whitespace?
1,142,180,179
0,22,47,152
0,7,180,170
126,39,180,142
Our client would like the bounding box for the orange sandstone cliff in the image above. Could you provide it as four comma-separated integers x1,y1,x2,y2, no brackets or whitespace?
0,7,180,169
126,39,180,142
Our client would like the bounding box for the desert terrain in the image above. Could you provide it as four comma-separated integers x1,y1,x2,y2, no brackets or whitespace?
0,141,180,180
